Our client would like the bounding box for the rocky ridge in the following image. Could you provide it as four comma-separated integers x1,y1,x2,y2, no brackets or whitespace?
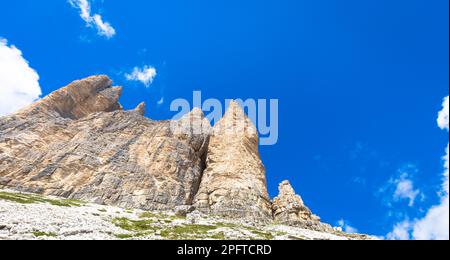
0,75,370,238
0,75,208,211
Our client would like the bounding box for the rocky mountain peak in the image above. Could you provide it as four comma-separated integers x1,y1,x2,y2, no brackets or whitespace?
0,76,209,211
194,101,272,221
0,75,367,238
278,180,305,204
213,100,258,139
22,75,123,119
133,102,146,116
224,100,245,118
272,180,321,226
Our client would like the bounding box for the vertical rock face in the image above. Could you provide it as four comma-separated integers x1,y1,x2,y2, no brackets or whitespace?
0,75,210,210
272,180,321,226
193,101,272,222
0,74,338,230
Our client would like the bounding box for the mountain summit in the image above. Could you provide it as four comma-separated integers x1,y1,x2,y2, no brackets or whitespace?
0,75,371,239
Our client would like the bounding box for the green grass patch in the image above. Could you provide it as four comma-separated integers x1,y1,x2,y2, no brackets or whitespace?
139,211,184,221
112,217,157,232
139,212,161,219
114,233,135,239
216,222,239,228
160,224,218,240
32,231,57,238
287,235,307,240
113,216,218,240
0,192,36,204
246,227,274,240
215,223,275,240
275,231,288,236
112,217,160,239
112,216,274,240
47,199,84,207
114,232,151,240
0,191,84,207
210,232,226,240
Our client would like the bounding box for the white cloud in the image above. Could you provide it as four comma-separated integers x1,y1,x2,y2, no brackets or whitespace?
387,96,449,240
337,219,358,234
437,96,449,131
443,144,449,195
413,196,449,240
125,66,157,87
69,0,116,39
157,97,164,106
393,173,420,207
386,220,412,240
380,166,421,208
411,97,449,240
0,38,41,116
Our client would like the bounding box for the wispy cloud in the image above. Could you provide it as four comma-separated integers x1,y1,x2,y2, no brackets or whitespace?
412,97,449,240
379,165,422,208
438,97,449,196
351,176,367,186
157,97,164,106
386,97,449,240
125,66,157,87
392,172,421,207
386,220,412,240
350,142,364,160
0,38,41,116
337,219,358,234
437,96,449,131
69,0,116,39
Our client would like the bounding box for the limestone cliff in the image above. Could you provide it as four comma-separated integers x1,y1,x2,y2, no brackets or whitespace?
193,101,272,221
0,75,209,210
0,75,347,233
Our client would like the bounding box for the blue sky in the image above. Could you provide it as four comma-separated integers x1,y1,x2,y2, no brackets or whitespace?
0,0,448,239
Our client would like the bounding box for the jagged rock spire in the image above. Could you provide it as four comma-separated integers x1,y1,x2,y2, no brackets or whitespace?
193,101,272,222
272,180,321,225
133,102,146,116
213,100,258,138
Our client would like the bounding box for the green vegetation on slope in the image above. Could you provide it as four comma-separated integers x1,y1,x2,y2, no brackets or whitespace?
112,214,277,240
32,231,58,238
0,191,84,207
